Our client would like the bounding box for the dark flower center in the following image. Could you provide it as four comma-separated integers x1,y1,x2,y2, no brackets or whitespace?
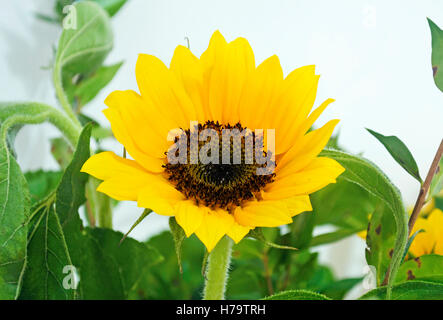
163,121,276,209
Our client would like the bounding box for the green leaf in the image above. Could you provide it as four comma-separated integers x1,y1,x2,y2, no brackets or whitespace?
19,204,76,299
428,18,443,92
396,254,443,283
365,203,396,285
360,280,443,300
131,232,205,300
55,1,113,77
320,278,362,300
311,179,375,231
310,227,363,247
54,1,113,113
71,62,123,110
55,124,92,227
290,212,315,249
263,289,331,300
169,217,186,273
82,228,163,298
401,229,424,263
25,171,62,206
0,119,30,299
367,128,422,183
321,149,408,298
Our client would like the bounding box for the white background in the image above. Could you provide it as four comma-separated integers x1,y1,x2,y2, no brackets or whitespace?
1,0,443,298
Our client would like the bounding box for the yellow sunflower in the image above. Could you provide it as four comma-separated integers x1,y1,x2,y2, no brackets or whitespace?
81,31,344,251
409,208,443,257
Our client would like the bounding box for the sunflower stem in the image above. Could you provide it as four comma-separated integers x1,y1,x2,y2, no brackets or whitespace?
203,236,233,300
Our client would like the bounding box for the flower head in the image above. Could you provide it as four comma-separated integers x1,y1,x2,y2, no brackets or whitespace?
81,31,344,251
409,208,443,257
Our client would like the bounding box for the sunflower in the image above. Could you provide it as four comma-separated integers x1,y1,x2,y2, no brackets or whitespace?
81,31,344,251
409,208,443,257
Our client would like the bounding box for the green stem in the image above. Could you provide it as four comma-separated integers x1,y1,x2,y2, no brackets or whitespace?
0,102,81,147
203,236,233,300
53,62,82,127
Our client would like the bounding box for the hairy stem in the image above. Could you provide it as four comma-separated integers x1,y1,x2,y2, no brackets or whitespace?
0,102,80,147
203,236,233,300
53,63,82,127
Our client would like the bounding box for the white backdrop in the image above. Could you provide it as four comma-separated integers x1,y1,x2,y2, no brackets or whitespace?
2,0,443,298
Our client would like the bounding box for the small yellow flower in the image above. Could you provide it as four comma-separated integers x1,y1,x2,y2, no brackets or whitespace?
81,31,344,251
409,208,443,257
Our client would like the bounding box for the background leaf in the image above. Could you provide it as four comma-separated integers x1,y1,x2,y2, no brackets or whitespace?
367,128,422,183
54,1,114,114
360,280,443,300
396,254,443,283
25,171,62,206
428,18,443,92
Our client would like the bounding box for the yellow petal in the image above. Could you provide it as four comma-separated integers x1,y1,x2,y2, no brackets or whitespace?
194,208,234,252
277,119,340,178
238,55,283,130
81,151,157,201
175,200,204,237
200,30,228,70
170,45,207,123
267,157,345,197
104,90,170,158
103,108,166,173
137,178,185,216
227,222,251,244
280,195,313,217
234,200,292,227
135,54,196,128
207,36,255,124
271,65,320,153
298,98,335,136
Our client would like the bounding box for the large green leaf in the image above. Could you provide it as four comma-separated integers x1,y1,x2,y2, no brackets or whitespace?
321,149,408,297
0,118,30,299
78,228,163,299
263,289,331,300
367,128,422,183
396,254,443,283
311,179,375,231
428,18,443,92
131,232,205,300
360,280,443,300
20,204,76,299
